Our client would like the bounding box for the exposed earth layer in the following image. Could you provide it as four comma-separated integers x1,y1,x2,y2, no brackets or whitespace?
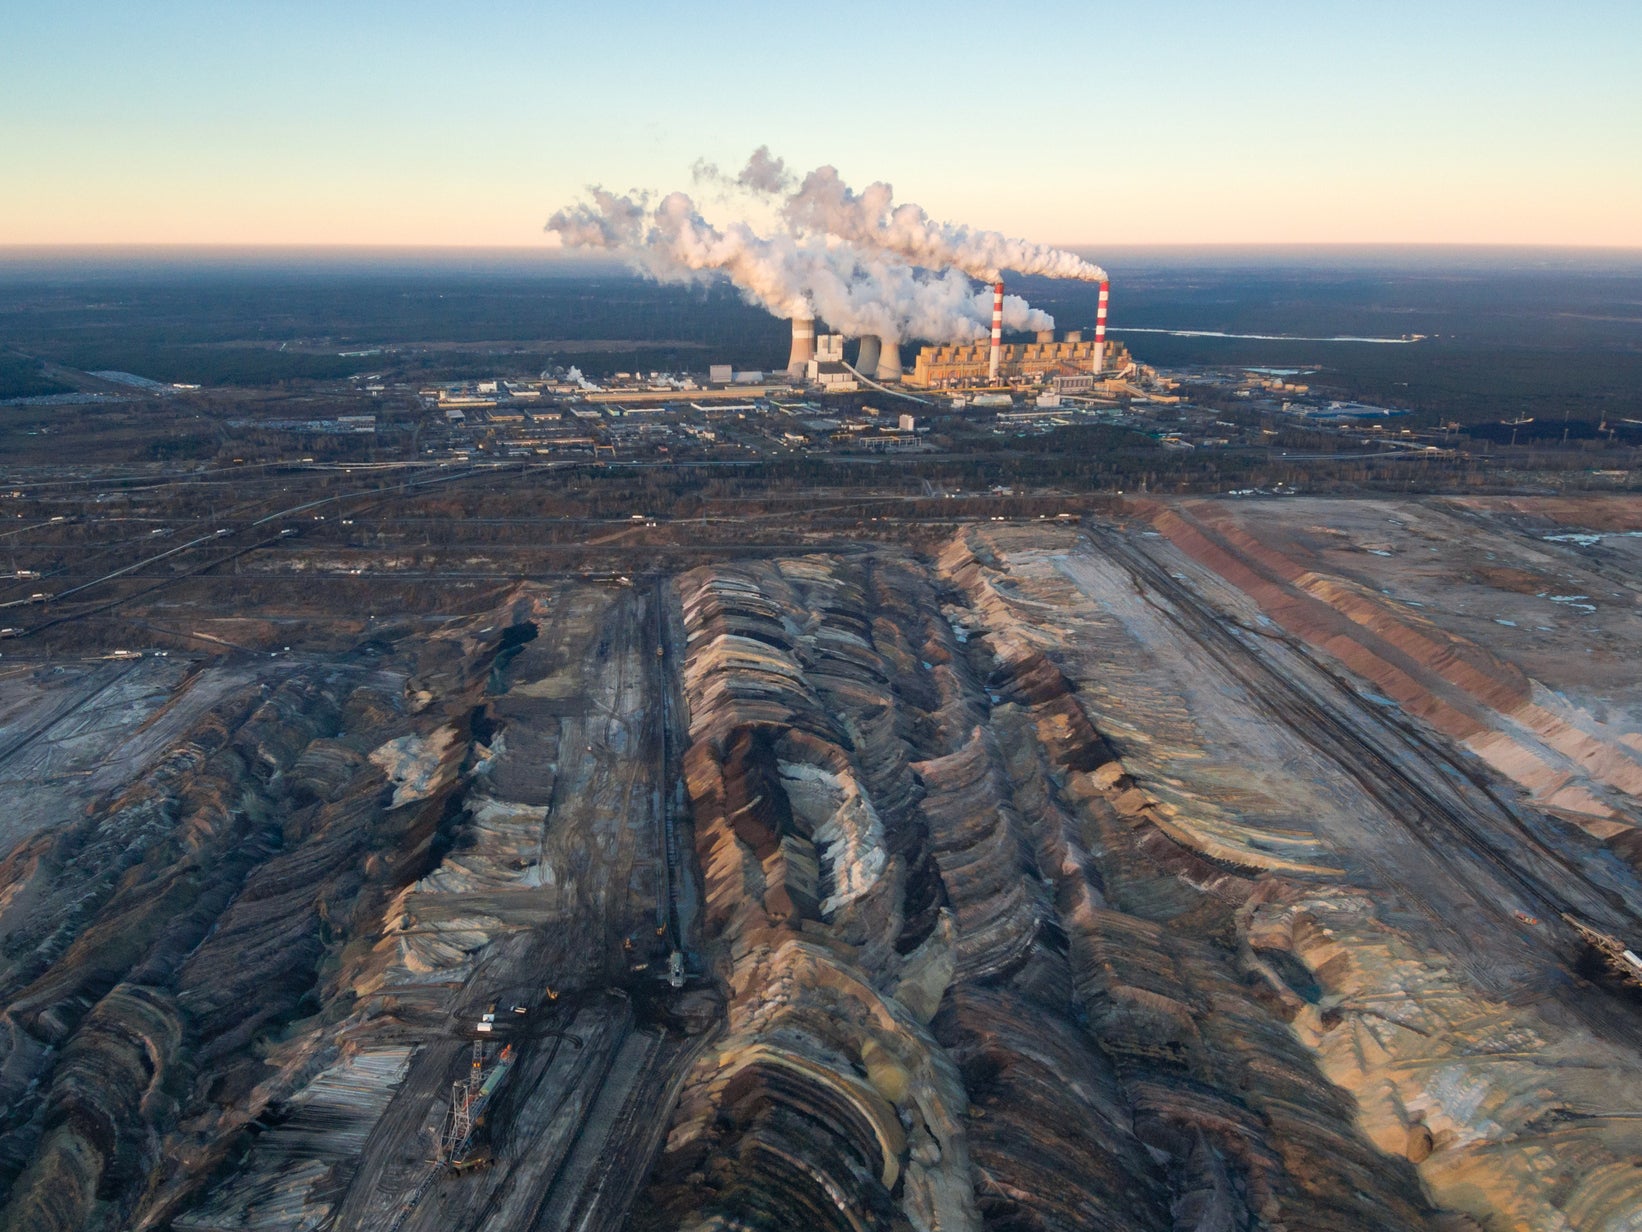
0,495,1639,1231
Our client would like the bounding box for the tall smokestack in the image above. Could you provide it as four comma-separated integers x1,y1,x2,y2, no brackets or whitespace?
855,335,881,377
788,317,816,378
875,341,902,382
1092,280,1109,374
988,281,1004,382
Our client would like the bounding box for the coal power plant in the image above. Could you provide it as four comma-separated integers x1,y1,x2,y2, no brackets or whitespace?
547,151,1118,393
782,275,1120,391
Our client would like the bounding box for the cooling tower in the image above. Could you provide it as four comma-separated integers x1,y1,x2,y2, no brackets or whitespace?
787,317,817,378
1092,281,1109,374
875,341,903,382
855,335,882,377
988,281,1004,382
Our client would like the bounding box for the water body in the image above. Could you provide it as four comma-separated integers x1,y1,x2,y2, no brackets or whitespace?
1110,327,1420,344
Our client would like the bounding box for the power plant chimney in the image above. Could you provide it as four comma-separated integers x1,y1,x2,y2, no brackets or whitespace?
1092,280,1109,374
787,317,816,379
875,340,902,382
855,335,881,377
988,281,1004,382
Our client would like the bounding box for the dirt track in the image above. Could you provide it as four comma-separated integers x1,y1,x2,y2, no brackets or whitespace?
1080,521,1642,988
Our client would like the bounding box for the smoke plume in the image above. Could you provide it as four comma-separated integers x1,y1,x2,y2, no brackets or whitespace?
546,189,1053,344
690,146,795,195
545,156,1092,344
778,165,1107,283
737,146,794,194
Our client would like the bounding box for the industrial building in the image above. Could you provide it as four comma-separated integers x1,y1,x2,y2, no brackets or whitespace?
784,276,1118,390
806,334,860,392
906,334,1132,388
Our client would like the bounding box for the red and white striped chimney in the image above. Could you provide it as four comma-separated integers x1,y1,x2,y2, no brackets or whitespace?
988,280,1004,382
1092,280,1109,374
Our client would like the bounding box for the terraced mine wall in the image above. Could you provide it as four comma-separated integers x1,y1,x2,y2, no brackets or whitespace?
0,579,710,1232
2,500,1641,1230
626,547,1472,1230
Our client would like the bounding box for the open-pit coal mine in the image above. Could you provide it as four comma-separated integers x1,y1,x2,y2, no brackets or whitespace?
3,494,1642,1231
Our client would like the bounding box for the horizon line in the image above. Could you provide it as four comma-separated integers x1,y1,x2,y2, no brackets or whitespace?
3,240,1642,254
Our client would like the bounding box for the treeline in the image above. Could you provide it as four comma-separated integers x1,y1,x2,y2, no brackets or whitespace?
0,354,71,399
0,276,792,388
57,347,364,388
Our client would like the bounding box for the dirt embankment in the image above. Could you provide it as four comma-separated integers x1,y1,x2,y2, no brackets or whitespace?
1132,498,1642,835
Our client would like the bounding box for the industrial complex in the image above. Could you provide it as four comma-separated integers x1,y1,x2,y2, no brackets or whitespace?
907,332,1132,388
777,275,1153,400
386,274,1196,469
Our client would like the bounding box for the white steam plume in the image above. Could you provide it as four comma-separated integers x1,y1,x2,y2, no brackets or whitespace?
544,187,650,249
779,164,1107,283
737,146,793,194
547,187,1053,344
689,146,795,195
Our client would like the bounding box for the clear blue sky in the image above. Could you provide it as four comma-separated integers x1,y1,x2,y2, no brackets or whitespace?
4,0,1639,246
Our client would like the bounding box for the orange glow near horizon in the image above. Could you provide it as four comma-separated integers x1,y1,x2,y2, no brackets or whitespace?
3,2,1639,250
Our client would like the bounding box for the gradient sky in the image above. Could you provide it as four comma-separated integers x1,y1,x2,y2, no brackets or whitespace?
4,0,1639,248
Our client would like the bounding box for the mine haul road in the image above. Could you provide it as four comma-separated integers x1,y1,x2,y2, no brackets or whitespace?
1082,519,1642,1047
319,580,701,1232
